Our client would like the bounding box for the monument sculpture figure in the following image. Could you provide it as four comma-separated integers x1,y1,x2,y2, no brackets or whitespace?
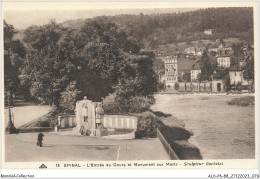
82,96,89,122
74,96,95,135
95,102,104,126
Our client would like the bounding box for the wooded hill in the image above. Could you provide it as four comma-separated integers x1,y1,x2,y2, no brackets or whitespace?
61,7,253,49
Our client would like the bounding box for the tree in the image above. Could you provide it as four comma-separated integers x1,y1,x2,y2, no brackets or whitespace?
59,82,82,113
153,58,165,79
243,57,254,84
21,18,158,110
4,21,26,98
21,21,72,105
183,73,191,82
200,50,217,81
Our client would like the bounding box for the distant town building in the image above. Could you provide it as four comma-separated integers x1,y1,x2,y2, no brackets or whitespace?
239,60,247,68
217,56,230,68
164,56,178,86
208,48,219,53
190,64,201,82
208,43,232,56
195,48,203,56
184,47,196,55
184,47,204,56
209,74,225,92
229,67,247,85
211,79,224,92
204,29,212,35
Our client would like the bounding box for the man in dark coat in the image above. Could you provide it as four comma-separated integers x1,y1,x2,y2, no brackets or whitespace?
37,131,44,147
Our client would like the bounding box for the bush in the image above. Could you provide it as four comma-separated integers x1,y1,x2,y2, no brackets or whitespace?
135,111,162,138
226,96,254,106
102,93,155,114
59,84,82,113
174,83,179,90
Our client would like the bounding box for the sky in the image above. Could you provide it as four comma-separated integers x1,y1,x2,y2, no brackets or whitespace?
2,1,255,30
1,2,204,29
3,8,199,30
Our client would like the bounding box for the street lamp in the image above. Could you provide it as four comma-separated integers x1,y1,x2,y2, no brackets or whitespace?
5,92,16,134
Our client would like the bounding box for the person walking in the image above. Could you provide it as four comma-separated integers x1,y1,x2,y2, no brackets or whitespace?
37,131,44,147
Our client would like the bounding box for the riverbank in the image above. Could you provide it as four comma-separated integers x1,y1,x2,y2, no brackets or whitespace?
157,115,202,159
155,92,255,97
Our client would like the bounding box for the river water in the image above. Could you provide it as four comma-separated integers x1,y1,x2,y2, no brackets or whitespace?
151,94,255,159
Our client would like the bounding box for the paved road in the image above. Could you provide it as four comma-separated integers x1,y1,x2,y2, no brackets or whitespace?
4,105,52,128
5,133,169,162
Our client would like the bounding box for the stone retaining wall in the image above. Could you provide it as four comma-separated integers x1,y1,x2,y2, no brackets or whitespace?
103,115,137,129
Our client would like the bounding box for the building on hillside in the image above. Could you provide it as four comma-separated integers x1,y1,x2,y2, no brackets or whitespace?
184,47,196,55
209,75,225,92
208,43,232,56
164,55,178,86
204,29,213,35
195,48,203,56
208,47,219,53
229,67,250,85
239,59,247,68
190,64,201,82
184,47,204,56
217,56,230,68
211,79,225,92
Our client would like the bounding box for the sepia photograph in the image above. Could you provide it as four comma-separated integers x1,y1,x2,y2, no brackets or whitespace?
1,1,258,172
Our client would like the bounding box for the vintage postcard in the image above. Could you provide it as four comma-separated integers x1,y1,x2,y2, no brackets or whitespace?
1,1,259,174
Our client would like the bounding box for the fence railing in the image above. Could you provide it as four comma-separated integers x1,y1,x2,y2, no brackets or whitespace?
157,128,179,160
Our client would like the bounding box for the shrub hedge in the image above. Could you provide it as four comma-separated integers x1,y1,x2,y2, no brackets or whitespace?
226,96,254,106
102,93,155,114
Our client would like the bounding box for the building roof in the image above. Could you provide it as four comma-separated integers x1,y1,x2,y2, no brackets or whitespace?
191,63,201,70
229,66,243,71
185,47,196,52
181,70,191,74
177,57,194,78
217,55,230,58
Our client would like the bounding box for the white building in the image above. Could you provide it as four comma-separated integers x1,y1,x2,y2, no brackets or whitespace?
164,56,178,86
184,47,196,55
229,69,250,85
204,29,212,35
195,48,203,56
191,69,201,82
184,47,203,56
217,56,230,68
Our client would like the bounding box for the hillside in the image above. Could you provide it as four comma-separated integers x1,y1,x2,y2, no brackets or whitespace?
13,7,253,51
60,7,253,49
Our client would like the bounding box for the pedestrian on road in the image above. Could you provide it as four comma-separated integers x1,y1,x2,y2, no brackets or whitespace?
37,131,44,147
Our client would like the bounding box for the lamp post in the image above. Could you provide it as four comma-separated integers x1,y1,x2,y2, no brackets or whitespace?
5,92,16,134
